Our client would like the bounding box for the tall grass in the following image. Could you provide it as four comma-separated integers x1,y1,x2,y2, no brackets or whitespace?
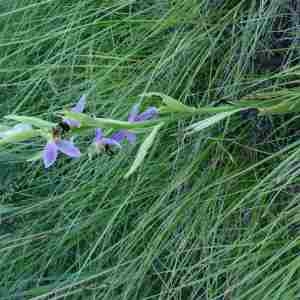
1,0,300,299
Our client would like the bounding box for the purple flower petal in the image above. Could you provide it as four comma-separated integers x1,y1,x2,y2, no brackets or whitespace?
43,141,58,168
111,130,136,144
95,128,103,142
56,140,81,157
111,130,126,143
128,104,140,122
124,131,136,144
102,138,122,148
71,94,86,113
136,107,158,122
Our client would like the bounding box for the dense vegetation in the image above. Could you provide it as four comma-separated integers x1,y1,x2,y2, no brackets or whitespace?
1,1,300,299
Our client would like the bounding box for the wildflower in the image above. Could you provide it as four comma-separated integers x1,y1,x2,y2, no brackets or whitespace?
62,94,86,128
111,104,158,144
94,128,121,153
0,123,32,138
43,129,81,168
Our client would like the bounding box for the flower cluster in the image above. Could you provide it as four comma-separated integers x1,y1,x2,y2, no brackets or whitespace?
42,95,158,168
0,92,250,174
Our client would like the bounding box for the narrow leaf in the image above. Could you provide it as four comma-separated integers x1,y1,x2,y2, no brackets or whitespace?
5,115,55,129
0,130,41,146
124,122,164,179
143,92,196,113
186,109,242,134
0,205,18,214
260,99,300,114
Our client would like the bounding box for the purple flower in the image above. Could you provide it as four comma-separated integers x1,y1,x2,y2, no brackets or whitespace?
111,104,158,144
43,138,81,168
94,128,121,151
63,95,86,128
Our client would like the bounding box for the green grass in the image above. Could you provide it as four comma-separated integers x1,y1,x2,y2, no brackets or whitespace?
1,0,300,299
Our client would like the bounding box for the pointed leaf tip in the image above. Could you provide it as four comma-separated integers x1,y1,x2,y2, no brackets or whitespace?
185,109,242,134
142,92,196,113
124,122,164,179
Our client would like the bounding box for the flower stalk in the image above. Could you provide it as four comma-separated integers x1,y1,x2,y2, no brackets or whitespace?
0,91,298,176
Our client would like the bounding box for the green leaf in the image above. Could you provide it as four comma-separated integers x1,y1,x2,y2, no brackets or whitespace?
26,151,43,162
0,130,41,146
235,98,282,109
5,115,55,129
143,92,196,113
186,109,242,134
124,122,164,179
0,205,18,214
63,111,159,129
260,99,300,114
